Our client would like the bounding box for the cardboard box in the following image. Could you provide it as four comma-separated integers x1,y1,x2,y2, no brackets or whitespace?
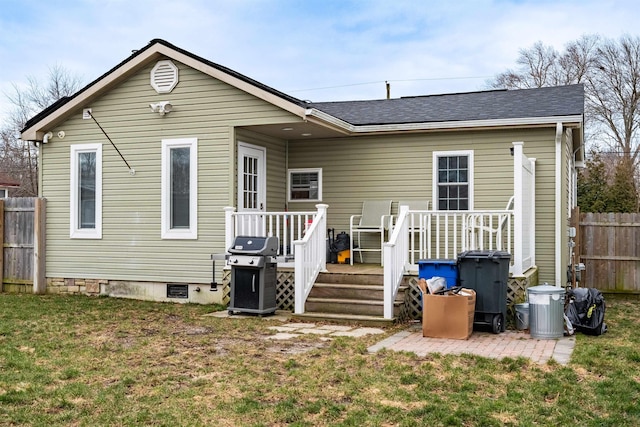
418,281,476,340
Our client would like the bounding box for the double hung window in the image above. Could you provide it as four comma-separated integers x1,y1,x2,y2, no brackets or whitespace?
433,151,473,211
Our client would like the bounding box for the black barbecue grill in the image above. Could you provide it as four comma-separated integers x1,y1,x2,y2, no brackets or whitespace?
227,236,278,316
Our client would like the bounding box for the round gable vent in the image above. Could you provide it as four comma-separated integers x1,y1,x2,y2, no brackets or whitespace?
151,60,179,93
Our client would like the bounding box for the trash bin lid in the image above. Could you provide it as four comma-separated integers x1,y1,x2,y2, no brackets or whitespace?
457,250,511,259
527,284,565,295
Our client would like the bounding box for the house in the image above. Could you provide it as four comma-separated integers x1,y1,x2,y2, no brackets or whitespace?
0,173,20,198
20,39,584,317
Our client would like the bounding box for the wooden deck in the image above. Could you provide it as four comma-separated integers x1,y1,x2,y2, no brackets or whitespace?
324,263,384,275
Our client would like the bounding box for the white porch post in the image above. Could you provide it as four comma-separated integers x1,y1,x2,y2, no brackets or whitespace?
512,141,536,276
529,158,536,268
224,207,235,252
513,142,524,276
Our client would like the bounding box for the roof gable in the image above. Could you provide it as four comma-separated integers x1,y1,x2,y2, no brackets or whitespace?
21,39,308,141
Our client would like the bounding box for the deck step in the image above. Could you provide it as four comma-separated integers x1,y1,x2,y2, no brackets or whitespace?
310,283,385,300
305,296,403,317
291,311,396,327
316,272,384,286
298,267,407,326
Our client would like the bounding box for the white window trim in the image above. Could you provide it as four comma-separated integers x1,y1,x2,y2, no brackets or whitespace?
161,138,198,239
432,150,474,211
70,143,102,239
287,168,323,202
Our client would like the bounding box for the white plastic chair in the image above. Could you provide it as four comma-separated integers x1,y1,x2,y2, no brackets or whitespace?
350,200,393,265
466,196,514,251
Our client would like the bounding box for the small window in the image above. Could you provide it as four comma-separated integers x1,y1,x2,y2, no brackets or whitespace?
288,168,322,202
0,189,7,198
70,144,102,238
433,151,473,211
162,138,197,239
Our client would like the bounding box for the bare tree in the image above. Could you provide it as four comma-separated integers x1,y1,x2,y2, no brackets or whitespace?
586,35,640,166
489,36,600,90
489,34,640,161
489,35,601,89
1,65,82,196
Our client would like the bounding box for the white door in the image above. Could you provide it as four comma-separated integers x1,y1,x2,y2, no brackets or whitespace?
237,142,266,235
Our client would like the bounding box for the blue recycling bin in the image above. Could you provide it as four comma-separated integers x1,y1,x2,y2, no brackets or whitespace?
418,259,458,289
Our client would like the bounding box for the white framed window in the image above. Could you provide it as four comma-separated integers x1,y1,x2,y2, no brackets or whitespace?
433,150,474,211
161,138,198,239
288,168,322,202
70,143,102,239
0,189,7,198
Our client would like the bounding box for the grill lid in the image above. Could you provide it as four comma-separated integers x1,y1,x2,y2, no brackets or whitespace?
228,236,278,255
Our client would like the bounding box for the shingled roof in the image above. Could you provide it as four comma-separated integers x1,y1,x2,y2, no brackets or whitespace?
308,84,584,126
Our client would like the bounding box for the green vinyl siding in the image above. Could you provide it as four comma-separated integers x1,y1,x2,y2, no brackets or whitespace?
41,60,298,284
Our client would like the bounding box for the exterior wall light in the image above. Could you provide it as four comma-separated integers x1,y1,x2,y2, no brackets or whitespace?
149,101,173,116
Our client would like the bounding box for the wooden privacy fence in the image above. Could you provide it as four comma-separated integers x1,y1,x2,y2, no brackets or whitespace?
0,198,46,293
578,212,640,294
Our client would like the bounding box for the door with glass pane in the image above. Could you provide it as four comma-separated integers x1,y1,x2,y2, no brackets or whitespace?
237,142,266,235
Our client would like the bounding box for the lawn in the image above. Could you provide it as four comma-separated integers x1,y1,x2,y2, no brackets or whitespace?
0,293,638,426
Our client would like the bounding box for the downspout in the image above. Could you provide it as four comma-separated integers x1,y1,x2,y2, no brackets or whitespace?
555,122,563,287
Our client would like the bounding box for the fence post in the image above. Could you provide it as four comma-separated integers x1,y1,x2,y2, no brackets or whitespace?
0,199,4,291
33,198,46,294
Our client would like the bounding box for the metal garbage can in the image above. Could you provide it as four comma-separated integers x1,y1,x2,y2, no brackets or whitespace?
527,284,565,339
515,302,529,330
457,250,511,334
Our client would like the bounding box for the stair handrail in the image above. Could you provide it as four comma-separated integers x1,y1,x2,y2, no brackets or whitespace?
293,204,328,314
383,205,410,319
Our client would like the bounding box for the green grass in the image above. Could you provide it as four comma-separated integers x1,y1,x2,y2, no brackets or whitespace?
0,293,638,426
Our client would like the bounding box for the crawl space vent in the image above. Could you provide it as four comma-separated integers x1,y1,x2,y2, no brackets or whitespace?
151,60,179,93
167,284,188,299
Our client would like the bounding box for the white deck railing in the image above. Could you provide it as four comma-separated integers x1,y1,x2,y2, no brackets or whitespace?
293,204,328,314
383,206,410,318
383,208,515,319
224,207,318,263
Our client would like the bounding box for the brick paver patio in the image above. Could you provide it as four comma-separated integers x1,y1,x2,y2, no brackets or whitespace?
368,325,575,364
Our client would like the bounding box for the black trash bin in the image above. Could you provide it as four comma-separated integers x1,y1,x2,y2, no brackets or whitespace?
457,250,511,333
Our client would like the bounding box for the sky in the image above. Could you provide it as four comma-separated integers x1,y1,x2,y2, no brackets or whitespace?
1,0,639,125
